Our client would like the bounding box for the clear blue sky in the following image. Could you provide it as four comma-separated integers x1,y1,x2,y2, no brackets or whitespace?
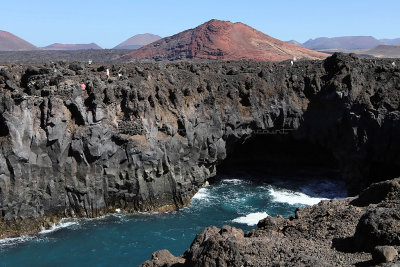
1,0,399,48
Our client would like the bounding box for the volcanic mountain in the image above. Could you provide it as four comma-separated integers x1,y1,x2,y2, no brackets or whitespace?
114,33,161,50
303,36,382,50
42,43,102,50
286,40,303,46
123,19,328,61
0,30,37,51
380,38,400,46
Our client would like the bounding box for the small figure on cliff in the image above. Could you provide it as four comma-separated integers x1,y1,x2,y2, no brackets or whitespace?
118,68,122,79
106,68,110,79
392,62,396,67
88,59,92,65
80,81,86,91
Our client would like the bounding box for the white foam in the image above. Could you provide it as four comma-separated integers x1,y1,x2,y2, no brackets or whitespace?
232,212,269,226
39,219,79,234
0,235,36,247
192,187,210,200
222,179,243,185
269,188,328,205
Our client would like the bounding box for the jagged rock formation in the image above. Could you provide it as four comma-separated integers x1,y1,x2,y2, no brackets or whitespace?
42,43,103,50
114,33,162,50
0,54,399,239
124,19,328,61
0,30,38,51
142,178,400,266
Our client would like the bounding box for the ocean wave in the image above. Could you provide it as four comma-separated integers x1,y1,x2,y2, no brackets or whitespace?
191,187,210,200
0,235,37,247
232,212,269,226
268,188,328,205
222,179,244,185
39,218,79,234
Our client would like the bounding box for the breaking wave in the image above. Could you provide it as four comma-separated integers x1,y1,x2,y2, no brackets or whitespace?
232,212,269,226
268,188,328,205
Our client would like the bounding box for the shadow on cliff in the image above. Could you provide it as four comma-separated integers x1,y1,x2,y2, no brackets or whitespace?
295,53,400,195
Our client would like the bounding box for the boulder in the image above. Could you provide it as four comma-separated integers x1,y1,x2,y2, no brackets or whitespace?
372,246,398,263
354,208,400,251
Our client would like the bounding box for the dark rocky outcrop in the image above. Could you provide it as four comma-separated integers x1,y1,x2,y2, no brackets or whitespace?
142,178,400,266
0,54,399,241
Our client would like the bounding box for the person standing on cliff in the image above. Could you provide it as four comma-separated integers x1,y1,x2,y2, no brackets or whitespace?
117,68,122,79
80,81,86,91
106,68,110,79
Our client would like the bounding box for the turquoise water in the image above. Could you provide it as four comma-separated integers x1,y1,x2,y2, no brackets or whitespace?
0,173,346,267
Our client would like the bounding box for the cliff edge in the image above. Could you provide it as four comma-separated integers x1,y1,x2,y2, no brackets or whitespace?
0,54,399,239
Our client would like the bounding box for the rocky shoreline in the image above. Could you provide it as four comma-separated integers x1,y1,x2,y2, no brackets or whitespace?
142,178,400,266
0,54,400,241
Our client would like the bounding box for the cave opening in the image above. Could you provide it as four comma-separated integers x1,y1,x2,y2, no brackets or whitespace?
217,133,341,183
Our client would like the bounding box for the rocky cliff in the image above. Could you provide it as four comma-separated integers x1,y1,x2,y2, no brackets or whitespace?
0,54,399,238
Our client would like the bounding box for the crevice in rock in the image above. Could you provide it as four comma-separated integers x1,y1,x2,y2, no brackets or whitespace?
0,113,9,137
168,89,177,107
239,91,251,107
148,95,155,108
5,158,15,186
177,119,186,137
66,103,85,126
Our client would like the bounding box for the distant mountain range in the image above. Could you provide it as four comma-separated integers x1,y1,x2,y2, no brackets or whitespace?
0,30,37,51
366,45,400,58
288,36,400,50
113,33,161,50
42,43,102,50
124,19,327,61
0,31,160,51
1,27,399,59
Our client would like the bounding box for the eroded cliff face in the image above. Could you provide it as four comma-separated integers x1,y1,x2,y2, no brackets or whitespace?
0,54,399,237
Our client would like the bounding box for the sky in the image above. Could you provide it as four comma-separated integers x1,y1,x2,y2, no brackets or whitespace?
1,0,399,48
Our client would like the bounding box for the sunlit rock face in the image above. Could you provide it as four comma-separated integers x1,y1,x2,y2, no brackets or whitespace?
0,53,399,238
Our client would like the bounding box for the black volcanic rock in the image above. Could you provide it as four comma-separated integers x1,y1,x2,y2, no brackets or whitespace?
354,208,400,251
0,54,400,245
142,178,400,267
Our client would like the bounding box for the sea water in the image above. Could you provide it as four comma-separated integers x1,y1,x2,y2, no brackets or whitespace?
0,173,346,267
